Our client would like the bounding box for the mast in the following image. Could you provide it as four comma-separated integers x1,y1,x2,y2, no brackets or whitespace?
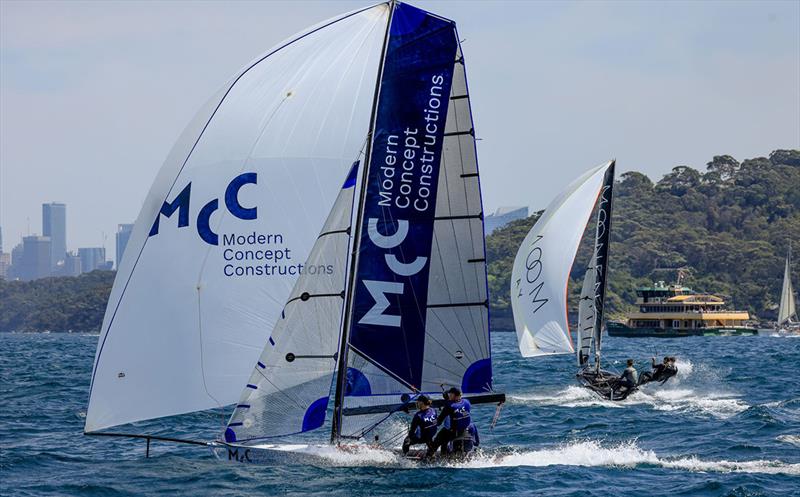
331,1,395,444
592,161,615,370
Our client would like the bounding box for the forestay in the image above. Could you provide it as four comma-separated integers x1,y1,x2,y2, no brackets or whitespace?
511,161,614,358
85,4,389,433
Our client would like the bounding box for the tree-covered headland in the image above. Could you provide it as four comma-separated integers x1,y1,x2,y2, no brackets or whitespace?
1,150,797,332
488,149,800,329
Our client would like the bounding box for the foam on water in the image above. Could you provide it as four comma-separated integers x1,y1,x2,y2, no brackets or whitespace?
510,358,748,419
454,440,800,475
248,442,407,467
776,434,800,447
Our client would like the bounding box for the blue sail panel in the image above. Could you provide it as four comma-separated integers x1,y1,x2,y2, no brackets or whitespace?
348,3,458,389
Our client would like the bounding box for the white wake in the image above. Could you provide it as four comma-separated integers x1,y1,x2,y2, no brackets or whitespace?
246,440,799,475
454,440,800,475
510,359,748,419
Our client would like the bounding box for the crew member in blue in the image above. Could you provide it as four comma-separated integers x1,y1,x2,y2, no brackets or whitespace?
429,387,472,456
402,395,438,455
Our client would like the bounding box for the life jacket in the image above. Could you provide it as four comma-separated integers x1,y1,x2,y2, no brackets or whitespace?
448,399,472,432
414,407,438,441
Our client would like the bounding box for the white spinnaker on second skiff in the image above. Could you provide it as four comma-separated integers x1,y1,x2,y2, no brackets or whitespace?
511,161,613,358
85,4,389,433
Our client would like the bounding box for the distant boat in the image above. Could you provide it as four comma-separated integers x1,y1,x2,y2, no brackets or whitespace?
84,1,503,461
776,245,798,332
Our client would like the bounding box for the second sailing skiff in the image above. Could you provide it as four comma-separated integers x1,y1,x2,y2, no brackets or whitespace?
511,161,634,400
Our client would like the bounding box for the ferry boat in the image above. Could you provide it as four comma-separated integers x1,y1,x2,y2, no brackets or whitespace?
607,281,757,337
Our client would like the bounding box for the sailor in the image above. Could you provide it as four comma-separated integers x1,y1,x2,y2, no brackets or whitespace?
662,356,678,382
402,395,438,455
618,359,638,390
429,387,472,457
640,356,669,385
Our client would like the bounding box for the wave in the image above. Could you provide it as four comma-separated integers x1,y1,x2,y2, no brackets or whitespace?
454,440,800,475
776,434,800,447
510,385,747,419
510,358,748,419
246,440,799,475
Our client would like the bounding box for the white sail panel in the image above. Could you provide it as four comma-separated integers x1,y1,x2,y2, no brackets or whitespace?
85,5,389,433
421,41,490,394
223,167,357,443
511,161,612,358
779,248,797,325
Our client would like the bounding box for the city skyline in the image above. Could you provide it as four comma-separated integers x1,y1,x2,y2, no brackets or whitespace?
2,1,798,252
0,201,128,280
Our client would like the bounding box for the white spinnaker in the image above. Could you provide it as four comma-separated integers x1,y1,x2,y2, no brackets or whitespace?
511,161,612,358
779,248,797,325
224,168,357,442
85,5,389,433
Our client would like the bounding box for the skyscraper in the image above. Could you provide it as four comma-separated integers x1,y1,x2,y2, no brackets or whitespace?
0,252,10,280
0,225,4,252
20,235,52,281
9,243,23,279
116,223,134,269
42,203,67,269
78,247,106,273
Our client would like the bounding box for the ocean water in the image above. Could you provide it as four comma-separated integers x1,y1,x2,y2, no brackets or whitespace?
1,332,799,497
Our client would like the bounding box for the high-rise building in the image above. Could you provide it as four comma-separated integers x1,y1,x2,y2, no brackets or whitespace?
484,206,529,235
63,251,82,277
42,203,67,269
78,247,106,273
0,226,7,279
116,223,134,269
19,235,52,281
0,252,10,279
9,243,23,279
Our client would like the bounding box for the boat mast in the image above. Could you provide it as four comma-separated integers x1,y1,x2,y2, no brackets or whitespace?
593,161,615,371
330,0,395,444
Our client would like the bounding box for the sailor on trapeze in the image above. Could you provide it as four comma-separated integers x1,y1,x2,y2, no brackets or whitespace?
639,356,678,386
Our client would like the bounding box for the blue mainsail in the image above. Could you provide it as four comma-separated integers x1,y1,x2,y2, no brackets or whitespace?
224,1,494,444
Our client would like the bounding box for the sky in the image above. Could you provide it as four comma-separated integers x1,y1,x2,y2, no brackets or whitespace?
1,0,798,257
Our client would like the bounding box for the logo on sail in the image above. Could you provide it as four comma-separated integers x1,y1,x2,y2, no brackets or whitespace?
149,172,258,246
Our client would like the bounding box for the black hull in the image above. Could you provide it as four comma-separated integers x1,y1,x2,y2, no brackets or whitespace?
576,368,636,401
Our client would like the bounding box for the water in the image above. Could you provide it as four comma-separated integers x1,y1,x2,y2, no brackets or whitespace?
1,332,799,496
